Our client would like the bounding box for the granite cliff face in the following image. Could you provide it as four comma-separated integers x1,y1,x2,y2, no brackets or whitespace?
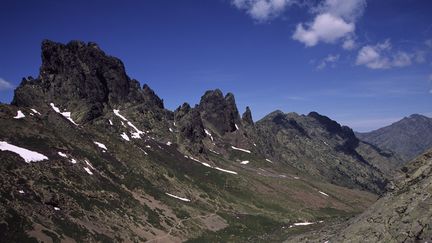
0,40,413,242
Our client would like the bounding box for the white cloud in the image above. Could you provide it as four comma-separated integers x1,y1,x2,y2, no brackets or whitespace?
317,54,340,69
314,0,367,22
356,40,413,69
293,13,354,47
292,0,365,47
231,0,294,22
425,39,432,48
342,37,356,50
0,78,13,90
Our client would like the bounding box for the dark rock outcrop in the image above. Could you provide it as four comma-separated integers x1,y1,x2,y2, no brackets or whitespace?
242,106,253,126
174,103,205,153
198,89,241,136
12,40,164,122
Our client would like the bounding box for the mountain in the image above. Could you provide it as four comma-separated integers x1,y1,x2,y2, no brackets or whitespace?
285,149,432,242
357,114,432,162
0,40,400,242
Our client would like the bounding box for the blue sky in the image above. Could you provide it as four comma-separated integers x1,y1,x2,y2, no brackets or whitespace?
0,0,431,132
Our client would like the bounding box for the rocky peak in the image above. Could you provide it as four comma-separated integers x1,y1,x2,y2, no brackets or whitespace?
12,40,164,122
308,111,359,152
174,103,205,153
198,89,241,135
142,84,164,109
242,106,253,125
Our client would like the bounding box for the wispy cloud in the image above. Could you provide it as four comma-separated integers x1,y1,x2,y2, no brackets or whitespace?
231,0,295,22
355,40,414,69
0,78,14,91
317,54,340,70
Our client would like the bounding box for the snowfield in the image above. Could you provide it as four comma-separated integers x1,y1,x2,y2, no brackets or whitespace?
0,141,48,163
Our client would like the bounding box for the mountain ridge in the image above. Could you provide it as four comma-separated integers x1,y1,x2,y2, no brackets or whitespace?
357,114,432,162
0,40,407,242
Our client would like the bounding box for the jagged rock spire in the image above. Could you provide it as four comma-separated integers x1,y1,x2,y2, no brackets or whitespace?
12,40,164,122
242,106,253,126
198,89,241,135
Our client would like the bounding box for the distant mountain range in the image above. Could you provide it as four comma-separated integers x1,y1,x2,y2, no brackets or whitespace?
357,114,432,162
0,40,430,242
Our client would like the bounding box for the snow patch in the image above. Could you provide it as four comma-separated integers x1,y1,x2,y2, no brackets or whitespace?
215,167,238,175
188,156,236,173
30,109,41,115
166,141,172,146
50,103,78,126
231,146,251,153
70,158,77,164
0,141,48,163
18,190,25,194
113,109,127,120
84,167,93,175
319,191,329,197
265,159,273,163
293,222,315,226
113,109,145,138
240,160,249,165
169,128,173,132
109,120,113,125
94,141,107,151
165,193,190,202
54,207,61,211
204,129,214,141
201,162,212,168
209,149,220,155
58,152,68,158
14,110,25,119
121,132,130,141
84,159,95,170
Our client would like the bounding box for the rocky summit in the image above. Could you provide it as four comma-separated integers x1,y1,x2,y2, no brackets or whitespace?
357,114,432,162
0,40,429,242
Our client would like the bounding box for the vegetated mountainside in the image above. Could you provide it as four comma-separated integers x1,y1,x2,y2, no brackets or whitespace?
357,114,432,162
0,40,398,242
285,149,432,242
